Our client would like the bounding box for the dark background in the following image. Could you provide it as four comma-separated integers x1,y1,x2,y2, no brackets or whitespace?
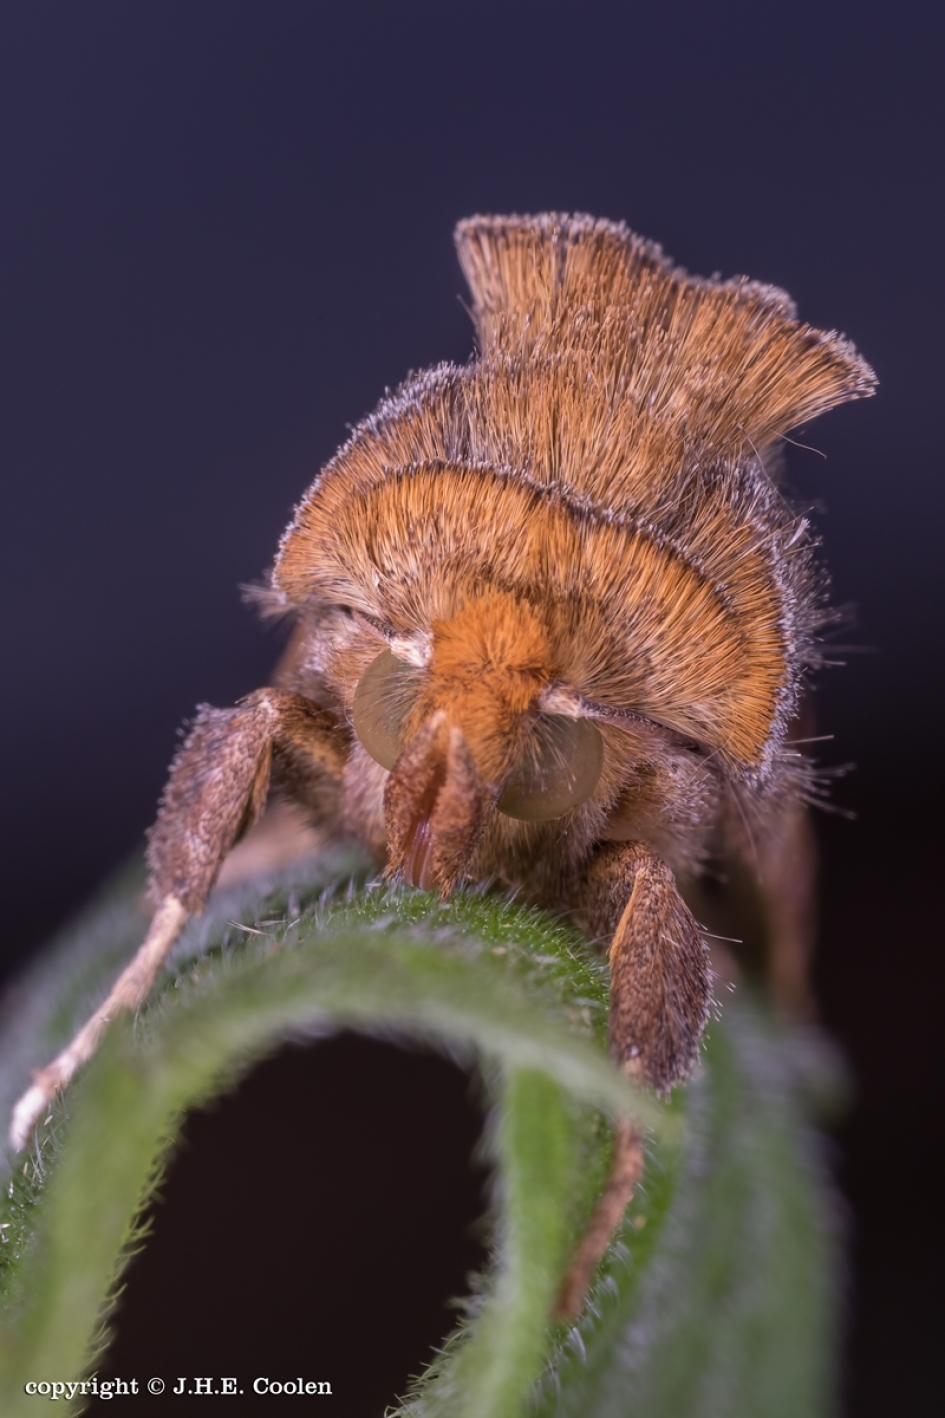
1,2,941,1414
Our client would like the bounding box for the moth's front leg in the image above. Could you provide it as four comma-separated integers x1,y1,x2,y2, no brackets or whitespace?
587,841,713,1091
554,840,712,1317
10,690,346,1150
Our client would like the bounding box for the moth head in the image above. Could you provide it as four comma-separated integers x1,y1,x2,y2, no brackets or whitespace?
351,591,604,893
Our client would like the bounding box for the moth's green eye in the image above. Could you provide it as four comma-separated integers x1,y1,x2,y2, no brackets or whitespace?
352,650,421,770
498,716,604,821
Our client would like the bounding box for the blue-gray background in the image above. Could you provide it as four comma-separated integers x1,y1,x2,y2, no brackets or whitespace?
1,4,940,1414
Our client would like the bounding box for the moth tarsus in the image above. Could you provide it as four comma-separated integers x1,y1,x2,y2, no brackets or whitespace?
552,1113,645,1321
12,212,874,1313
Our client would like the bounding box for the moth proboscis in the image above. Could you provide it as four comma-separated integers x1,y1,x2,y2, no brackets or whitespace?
11,212,875,1317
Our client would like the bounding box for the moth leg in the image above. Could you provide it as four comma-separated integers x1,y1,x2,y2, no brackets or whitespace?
9,896,189,1152
553,840,711,1318
756,802,817,1020
696,796,818,1017
10,690,346,1151
553,1114,645,1320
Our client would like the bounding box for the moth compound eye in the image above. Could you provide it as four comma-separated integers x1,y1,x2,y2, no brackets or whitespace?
498,716,604,821
352,650,421,770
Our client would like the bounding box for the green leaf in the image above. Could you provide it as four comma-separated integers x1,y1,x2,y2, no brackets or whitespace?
0,851,839,1418
397,1068,584,1418
531,1009,840,1418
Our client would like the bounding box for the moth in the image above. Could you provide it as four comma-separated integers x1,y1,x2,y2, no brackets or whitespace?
11,213,874,1314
